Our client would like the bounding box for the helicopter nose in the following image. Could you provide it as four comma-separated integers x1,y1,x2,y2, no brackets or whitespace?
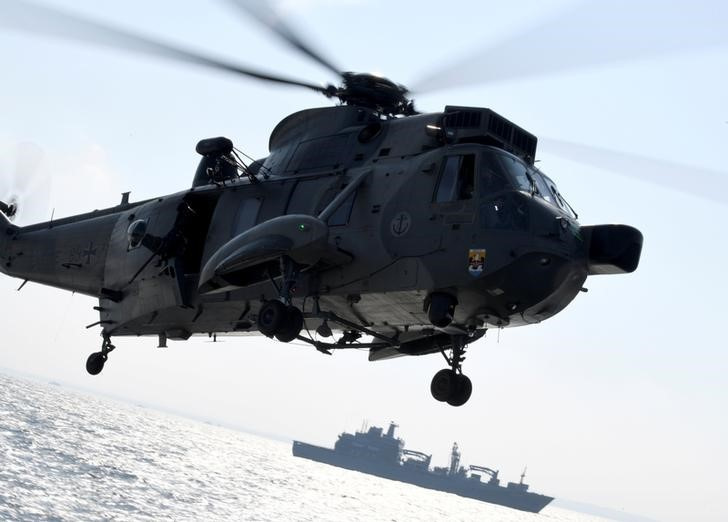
581,224,643,275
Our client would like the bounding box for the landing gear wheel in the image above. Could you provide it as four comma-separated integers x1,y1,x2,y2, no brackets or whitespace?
446,374,472,407
86,336,115,376
431,336,474,406
430,369,456,402
85,352,107,376
275,306,304,343
257,300,288,337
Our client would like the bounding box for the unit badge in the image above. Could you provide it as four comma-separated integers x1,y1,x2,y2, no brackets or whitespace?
390,211,411,237
468,249,486,276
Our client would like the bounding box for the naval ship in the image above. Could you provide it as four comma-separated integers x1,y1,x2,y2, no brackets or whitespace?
292,422,553,513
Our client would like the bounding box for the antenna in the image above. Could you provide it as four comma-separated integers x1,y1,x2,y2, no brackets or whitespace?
520,466,528,484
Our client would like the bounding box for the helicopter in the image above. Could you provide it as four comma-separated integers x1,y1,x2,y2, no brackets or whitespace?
0,1,643,407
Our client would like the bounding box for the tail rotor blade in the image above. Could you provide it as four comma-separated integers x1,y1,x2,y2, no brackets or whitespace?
1,142,50,224
11,142,44,199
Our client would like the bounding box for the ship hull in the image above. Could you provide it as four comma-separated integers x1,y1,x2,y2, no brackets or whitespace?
292,441,553,513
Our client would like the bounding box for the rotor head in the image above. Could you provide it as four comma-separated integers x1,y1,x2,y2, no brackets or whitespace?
327,73,415,116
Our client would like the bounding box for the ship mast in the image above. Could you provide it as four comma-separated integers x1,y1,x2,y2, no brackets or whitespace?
449,442,461,475
386,421,398,438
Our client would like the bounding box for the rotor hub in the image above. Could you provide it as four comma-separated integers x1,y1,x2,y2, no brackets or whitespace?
331,73,415,116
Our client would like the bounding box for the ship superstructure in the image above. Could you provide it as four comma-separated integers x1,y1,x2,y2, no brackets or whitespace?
292,422,553,513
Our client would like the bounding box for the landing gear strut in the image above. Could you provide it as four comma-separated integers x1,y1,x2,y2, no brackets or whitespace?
86,336,115,376
431,337,472,406
257,256,304,343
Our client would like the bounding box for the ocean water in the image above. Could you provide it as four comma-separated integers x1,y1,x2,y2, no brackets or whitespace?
0,373,607,521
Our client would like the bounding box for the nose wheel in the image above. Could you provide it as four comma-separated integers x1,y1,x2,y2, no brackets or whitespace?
431,337,473,406
86,336,115,376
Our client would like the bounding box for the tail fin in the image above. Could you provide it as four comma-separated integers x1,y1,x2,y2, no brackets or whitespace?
0,201,18,244
0,200,15,221
0,205,18,277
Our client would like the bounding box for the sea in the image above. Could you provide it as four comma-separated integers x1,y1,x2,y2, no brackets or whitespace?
0,373,611,522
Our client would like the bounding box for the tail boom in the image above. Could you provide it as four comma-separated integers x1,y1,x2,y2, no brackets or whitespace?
0,208,120,297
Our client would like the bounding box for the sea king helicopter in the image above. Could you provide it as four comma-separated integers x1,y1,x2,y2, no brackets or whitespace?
0,0,643,406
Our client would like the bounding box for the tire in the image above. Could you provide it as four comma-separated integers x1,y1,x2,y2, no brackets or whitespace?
275,306,304,343
85,352,106,376
447,374,473,407
257,300,288,337
430,369,456,402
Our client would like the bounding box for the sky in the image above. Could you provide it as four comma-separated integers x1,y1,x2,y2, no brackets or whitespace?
1,1,727,521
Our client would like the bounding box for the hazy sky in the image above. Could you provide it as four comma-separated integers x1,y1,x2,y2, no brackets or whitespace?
1,1,727,521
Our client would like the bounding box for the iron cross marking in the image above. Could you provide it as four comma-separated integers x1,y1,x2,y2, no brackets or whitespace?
82,242,97,265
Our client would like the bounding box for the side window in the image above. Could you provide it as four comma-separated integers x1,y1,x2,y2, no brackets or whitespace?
434,154,475,203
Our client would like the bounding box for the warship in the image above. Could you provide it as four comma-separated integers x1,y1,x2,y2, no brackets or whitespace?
292,422,553,513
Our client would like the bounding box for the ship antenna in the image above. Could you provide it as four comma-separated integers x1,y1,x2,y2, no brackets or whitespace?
520,466,528,484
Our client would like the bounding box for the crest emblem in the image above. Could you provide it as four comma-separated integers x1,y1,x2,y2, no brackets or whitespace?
468,249,486,276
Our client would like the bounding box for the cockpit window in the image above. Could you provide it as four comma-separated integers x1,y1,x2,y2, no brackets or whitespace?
480,150,511,195
529,168,555,205
495,153,531,193
477,148,578,218
434,154,475,202
533,169,577,218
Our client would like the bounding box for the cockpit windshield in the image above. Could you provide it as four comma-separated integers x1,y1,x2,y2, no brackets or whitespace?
532,169,577,218
480,148,576,218
483,151,530,192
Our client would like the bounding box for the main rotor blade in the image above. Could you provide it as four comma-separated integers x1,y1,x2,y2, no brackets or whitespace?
225,0,343,78
412,0,727,93
539,138,728,205
0,0,329,94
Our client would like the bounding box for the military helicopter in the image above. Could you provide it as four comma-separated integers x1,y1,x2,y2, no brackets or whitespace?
0,0,643,406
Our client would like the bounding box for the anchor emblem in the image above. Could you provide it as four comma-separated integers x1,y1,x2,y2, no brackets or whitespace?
390,212,411,237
